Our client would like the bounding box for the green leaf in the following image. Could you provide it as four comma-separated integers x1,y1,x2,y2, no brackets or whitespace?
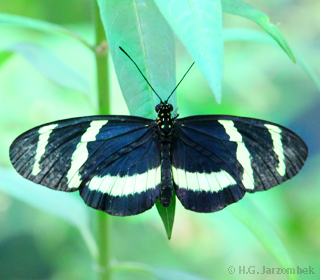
0,51,14,67
111,261,212,280
223,28,320,92
154,0,223,103
0,13,93,50
228,198,298,280
0,169,98,259
97,0,176,119
1,42,92,97
155,189,176,240
97,0,177,237
222,0,295,62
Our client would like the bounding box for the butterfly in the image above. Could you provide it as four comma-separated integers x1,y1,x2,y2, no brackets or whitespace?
9,47,308,216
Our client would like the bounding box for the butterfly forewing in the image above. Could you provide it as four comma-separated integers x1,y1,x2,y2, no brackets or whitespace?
172,115,308,212
10,116,161,216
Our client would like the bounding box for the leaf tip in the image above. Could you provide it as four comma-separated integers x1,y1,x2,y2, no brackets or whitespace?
155,194,176,240
214,90,222,104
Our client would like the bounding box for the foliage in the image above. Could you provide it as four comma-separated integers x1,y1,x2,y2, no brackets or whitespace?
0,0,319,279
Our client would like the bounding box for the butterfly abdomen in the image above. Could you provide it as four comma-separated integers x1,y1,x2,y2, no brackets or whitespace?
160,140,173,207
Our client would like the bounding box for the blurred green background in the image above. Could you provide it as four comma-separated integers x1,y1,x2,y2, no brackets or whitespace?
0,0,319,279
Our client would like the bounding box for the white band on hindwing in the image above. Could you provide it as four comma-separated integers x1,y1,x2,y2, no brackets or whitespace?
87,167,161,196
172,167,236,192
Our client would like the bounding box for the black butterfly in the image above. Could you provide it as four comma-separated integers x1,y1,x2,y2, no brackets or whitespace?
9,47,308,216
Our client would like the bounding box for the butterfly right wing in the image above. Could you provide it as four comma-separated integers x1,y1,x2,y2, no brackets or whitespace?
172,115,308,213
10,115,161,216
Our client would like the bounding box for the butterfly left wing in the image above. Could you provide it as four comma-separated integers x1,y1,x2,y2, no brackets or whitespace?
9,115,161,216
172,115,308,213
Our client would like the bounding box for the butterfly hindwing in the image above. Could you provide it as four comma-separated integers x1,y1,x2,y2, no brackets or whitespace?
9,116,161,216
80,122,161,216
171,118,245,212
172,115,308,213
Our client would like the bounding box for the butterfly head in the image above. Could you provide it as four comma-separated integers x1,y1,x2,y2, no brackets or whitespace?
118,46,193,136
156,101,174,136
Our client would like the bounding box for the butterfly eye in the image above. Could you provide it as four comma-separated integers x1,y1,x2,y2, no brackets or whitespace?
155,104,161,112
168,104,173,112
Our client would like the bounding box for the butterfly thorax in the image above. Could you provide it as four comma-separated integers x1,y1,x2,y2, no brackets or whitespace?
156,101,175,136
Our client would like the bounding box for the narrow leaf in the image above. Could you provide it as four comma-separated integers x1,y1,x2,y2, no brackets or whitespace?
0,13,93,50
154,0,223,103
1,42,92,96
228,198,298,280
97,0,176,118
155,189,176,239
222,0,295,62
0,169,97,259
223,28,320,91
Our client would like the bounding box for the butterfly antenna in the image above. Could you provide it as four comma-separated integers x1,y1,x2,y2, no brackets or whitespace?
119,47,163,102
166,62,195,102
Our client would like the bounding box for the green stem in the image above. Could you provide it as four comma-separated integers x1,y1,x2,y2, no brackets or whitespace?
95,2,110,115
96,212,111,280
94,2,111,280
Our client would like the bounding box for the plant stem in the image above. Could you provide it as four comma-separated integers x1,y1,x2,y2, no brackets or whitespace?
96,212,111,280
95,3,110,115
94,2,111,280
